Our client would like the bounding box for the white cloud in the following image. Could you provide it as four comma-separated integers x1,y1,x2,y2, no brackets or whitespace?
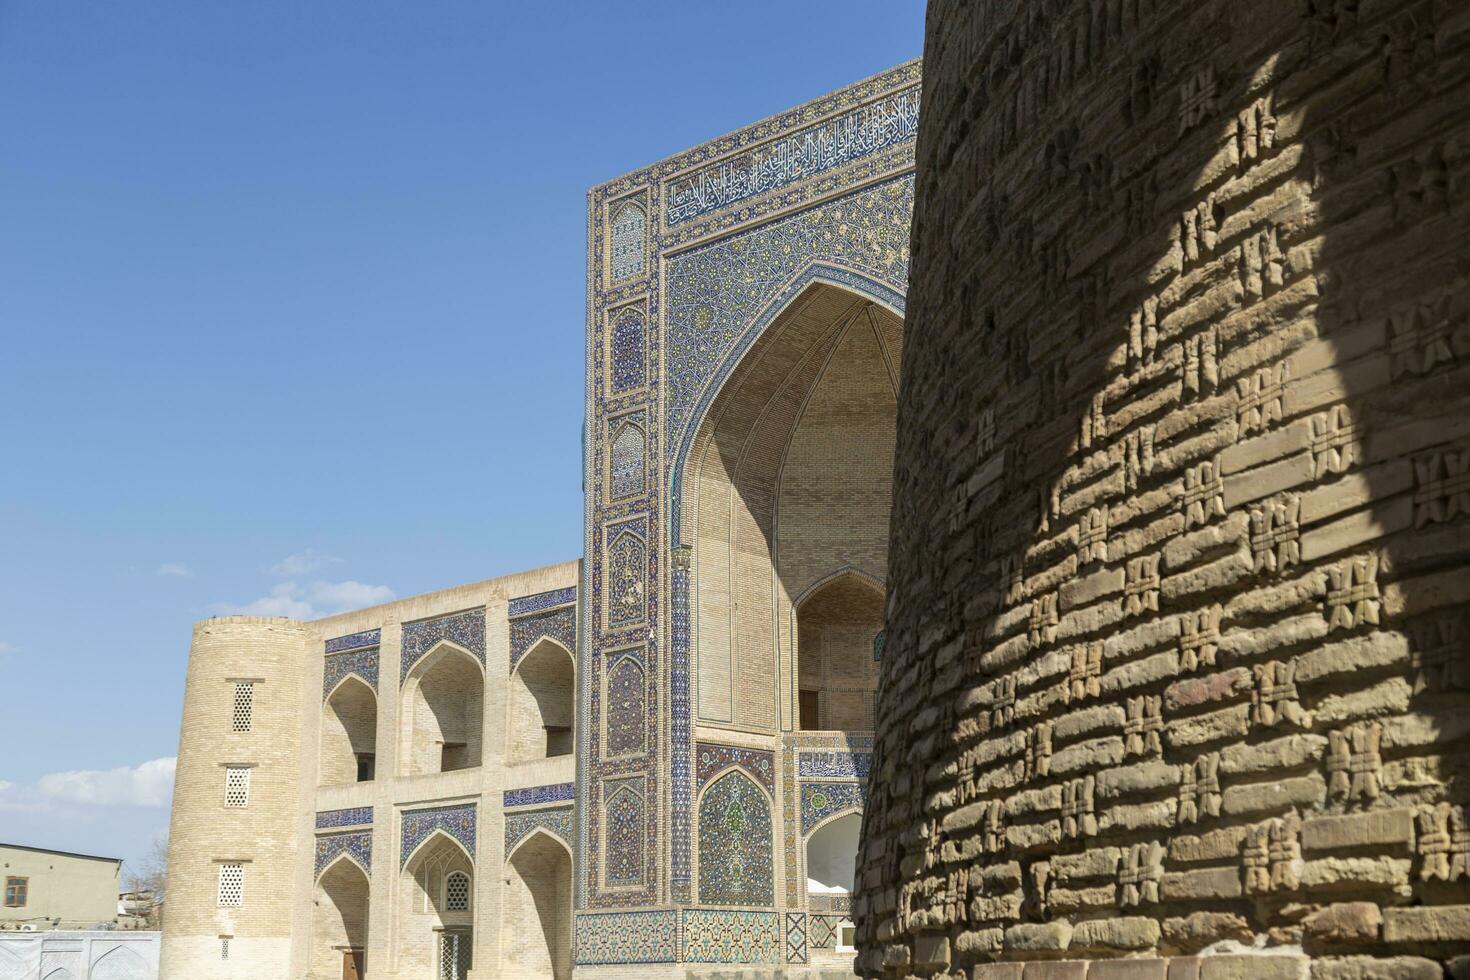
0,641,14,657
0,758,176,811
215,580,395,621
155,562,193,578
270,549,342,578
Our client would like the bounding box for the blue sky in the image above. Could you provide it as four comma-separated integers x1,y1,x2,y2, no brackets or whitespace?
0,2,925,878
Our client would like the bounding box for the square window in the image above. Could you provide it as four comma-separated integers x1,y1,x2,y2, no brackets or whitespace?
3,877,26,908
217,863,244,907
224,766,250,808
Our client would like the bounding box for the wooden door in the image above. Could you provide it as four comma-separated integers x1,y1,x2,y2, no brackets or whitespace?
341,949,364,980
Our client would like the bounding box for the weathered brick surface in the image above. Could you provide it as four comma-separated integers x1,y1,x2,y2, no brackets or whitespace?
858,0,1470,975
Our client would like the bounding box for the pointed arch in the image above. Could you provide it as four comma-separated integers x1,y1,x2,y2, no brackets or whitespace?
42,969,75,980
321,672,377,785
315,849,371,885
401,641,484,775
402,827,475,873
795,570,885,731
604,652,646,758
313,856,370,979
603,782,645,888
508,636,575,764
395,829,473,977
609,417,648,500
605,527,647,629
697,768,775,906
91,946,149,980
502,826,572,979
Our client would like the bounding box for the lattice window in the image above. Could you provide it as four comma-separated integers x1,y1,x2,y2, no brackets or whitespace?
217,863,244,907
444,871,471,911
220,937,230,960
224,766,250,808
231,682,254,732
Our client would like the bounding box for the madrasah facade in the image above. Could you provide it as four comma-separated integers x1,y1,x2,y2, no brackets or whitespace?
160,60,921,980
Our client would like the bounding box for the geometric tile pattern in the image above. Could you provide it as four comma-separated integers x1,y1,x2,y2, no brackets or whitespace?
809,913,848,950
323,645,379,697
800,782,866,836
696,743,776,794
797,751,872,780
504,806,573,858
573,910,676,966
509,606,576,672
697,770,774,906
503,782,576,808
604,780,645,887
507,586,577,618
610,308,647,394
400,607,486,681
785,912,808,963
314,830,372,878
605,654,646,757
325,628,381,654
606,520,647,630
400,803,476,867
315,807,373,829
609,416,647,500
681,909,782,964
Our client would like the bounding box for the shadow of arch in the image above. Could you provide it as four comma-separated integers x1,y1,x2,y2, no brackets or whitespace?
321,673,377,786
863,0,1470,972
502,828,572,980
508,636,575,764
313,856,369,979
401,641,484,775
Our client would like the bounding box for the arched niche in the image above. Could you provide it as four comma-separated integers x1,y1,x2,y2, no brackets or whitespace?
681,276,900,732
312,856,370,980
806,810,862,897
696,769,775,907
396,832,474,978
401,643,484,775
90,945,149,980
320,675,377,785
502,830,572,980
508,637,575,764
796,571,884,731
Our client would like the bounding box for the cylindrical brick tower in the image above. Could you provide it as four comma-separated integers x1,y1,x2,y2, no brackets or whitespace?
161,615,307,979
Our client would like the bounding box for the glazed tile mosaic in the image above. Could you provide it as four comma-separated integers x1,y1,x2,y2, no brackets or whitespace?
315,807,373,830
322,645,378,698
681,909,782,964
605,518,647,630
399,803,476,867
399,607,486,681
508,606,575,672
785,912,808,964
669,555,692,902
809,913,848,950
506,586,576,618
573,910,676,965
799,782,866,835
503,782,575,808
697,770,774,906
797,750,872,780
325,628,380,654
603,779,644,887
608,415,647,501
503,806,573,858
314,830,371,878
604,653,646,757
609,307,647,393
696,743,776,794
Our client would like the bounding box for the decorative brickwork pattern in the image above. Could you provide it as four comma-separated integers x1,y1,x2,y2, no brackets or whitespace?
399,607,485,681
504,807,573,859
859,2,1470,976
399,804,475,868
314,831,372,878
508,606,575,673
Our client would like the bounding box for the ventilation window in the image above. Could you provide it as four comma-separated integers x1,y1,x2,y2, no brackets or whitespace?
217,863,244,907
445,871,471,912
224,766,251,808
220,937,231,960
231,682,255,732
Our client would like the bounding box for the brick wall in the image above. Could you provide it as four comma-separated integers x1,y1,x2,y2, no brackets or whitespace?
859,1,1470,976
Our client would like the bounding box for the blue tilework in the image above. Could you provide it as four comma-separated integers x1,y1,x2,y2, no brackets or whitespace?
874,630,885,661
504,806,573,858
670,558,692,901
400,803,476,867
798,751,872,780
400,607,486,681
507,586,577,618
316,807,373,829
605,519,647,630
696,743,776,795
325,629,380,654
503,782,575,808
323,646,379,698
610,308,646,393
314,831,372,878
609,417,647,500
509,606,576,673
697,771,774,907
800,782,866,836
610,200,647,281
785,912,808,964
605,654,646,757
666,85,918,226
681,910,782,964
573,910,676,965
809,914,848,950
604,781,644,887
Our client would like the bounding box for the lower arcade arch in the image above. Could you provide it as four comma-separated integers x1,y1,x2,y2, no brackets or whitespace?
396,833,474,979
501,830,572,980
312,857,370,979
